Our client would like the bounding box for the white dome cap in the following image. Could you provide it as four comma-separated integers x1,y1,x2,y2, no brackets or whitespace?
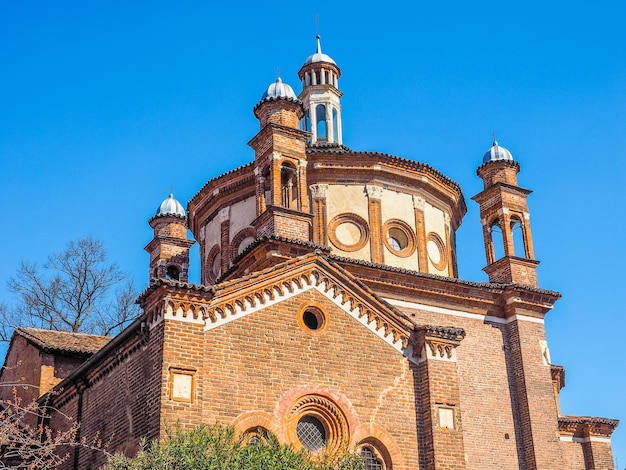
156,193,185,217
303,35,336,66
482,140,514,164
260,77,298,101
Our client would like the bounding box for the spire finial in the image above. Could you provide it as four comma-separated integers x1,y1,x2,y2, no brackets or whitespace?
315,14,322,53
277,67,280,78
169,185,173,197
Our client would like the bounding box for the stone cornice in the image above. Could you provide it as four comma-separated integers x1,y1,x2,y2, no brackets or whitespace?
412,326,466,362
558,415,619,438
551,364,566,391
476,159,521,173
328,254,561,315
247,122,309,150
471,181,533,205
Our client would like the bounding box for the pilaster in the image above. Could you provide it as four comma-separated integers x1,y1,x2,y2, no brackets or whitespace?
310,184,329,245
413,195,428,273
413,326,466,470
366,184,384,264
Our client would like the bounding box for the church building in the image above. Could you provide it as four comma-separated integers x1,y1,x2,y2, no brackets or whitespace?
1,37,618,469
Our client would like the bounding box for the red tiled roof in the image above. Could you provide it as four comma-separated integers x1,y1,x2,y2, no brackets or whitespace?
15,328,111,355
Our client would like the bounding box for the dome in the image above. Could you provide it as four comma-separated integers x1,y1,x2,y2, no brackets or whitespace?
482,140,514,164
260,77,298,101
156,193,185,217
303,35,336,66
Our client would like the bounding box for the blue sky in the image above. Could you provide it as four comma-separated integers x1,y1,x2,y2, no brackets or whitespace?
2,0,625,465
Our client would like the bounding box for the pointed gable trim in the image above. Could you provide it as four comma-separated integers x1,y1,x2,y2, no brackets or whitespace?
205,267,412,359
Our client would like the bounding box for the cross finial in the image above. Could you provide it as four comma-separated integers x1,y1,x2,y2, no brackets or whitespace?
316,14,320,36
491,131,497,145
277,67,280,78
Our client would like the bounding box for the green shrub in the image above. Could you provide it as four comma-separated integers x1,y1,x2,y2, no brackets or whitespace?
105,423,364,470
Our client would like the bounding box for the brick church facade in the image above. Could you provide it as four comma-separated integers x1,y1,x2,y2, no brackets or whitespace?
1,37,618,469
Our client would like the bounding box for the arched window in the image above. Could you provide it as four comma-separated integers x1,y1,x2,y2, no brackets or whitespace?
280,162,298,209
165,265,180,281
510,217,525,258
332,107,338,143
490,218,505,261
361,447,384,470
316,104,327,141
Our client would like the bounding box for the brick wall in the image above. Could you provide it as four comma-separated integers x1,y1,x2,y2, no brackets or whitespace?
192,288,420,469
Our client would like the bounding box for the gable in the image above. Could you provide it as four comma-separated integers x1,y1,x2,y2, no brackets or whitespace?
156,255,416,360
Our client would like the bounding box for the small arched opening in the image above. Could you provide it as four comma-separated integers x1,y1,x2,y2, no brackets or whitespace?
510,216,526,258
316,104,327,141
280,162,298,210
165,265,180,281
490,218,505,261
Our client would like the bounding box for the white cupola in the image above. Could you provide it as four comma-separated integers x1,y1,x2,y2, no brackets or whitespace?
297,36,343,145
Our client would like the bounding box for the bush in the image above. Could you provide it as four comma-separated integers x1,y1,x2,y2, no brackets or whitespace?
105,424,364,470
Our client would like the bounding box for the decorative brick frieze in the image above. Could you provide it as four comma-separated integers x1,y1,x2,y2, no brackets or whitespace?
413,326,465,363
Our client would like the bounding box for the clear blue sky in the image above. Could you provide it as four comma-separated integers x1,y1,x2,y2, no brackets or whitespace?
2,0,625,465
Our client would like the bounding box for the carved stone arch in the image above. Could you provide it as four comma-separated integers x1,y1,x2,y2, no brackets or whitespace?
231,411,281,440
301,273,313,287
291,277,303,290
352,423,406,470
229,227,257,262
245,294,256,308
278,386,361,456
206,309,217,322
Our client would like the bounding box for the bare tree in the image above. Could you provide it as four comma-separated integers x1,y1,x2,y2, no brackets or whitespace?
1,237,140,342
0,385,113,469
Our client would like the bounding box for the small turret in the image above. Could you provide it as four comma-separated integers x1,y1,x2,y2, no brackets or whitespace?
248,75,311,242
472,141,539,287
298,36,343,145
145,193,194,282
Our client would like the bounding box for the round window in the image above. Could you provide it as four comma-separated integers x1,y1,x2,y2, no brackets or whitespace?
211,252,221,277
327,214,369,252
382,220,416,257
387,227,408,251
297,303,329,336
296,415,327,451
427,232,448,271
